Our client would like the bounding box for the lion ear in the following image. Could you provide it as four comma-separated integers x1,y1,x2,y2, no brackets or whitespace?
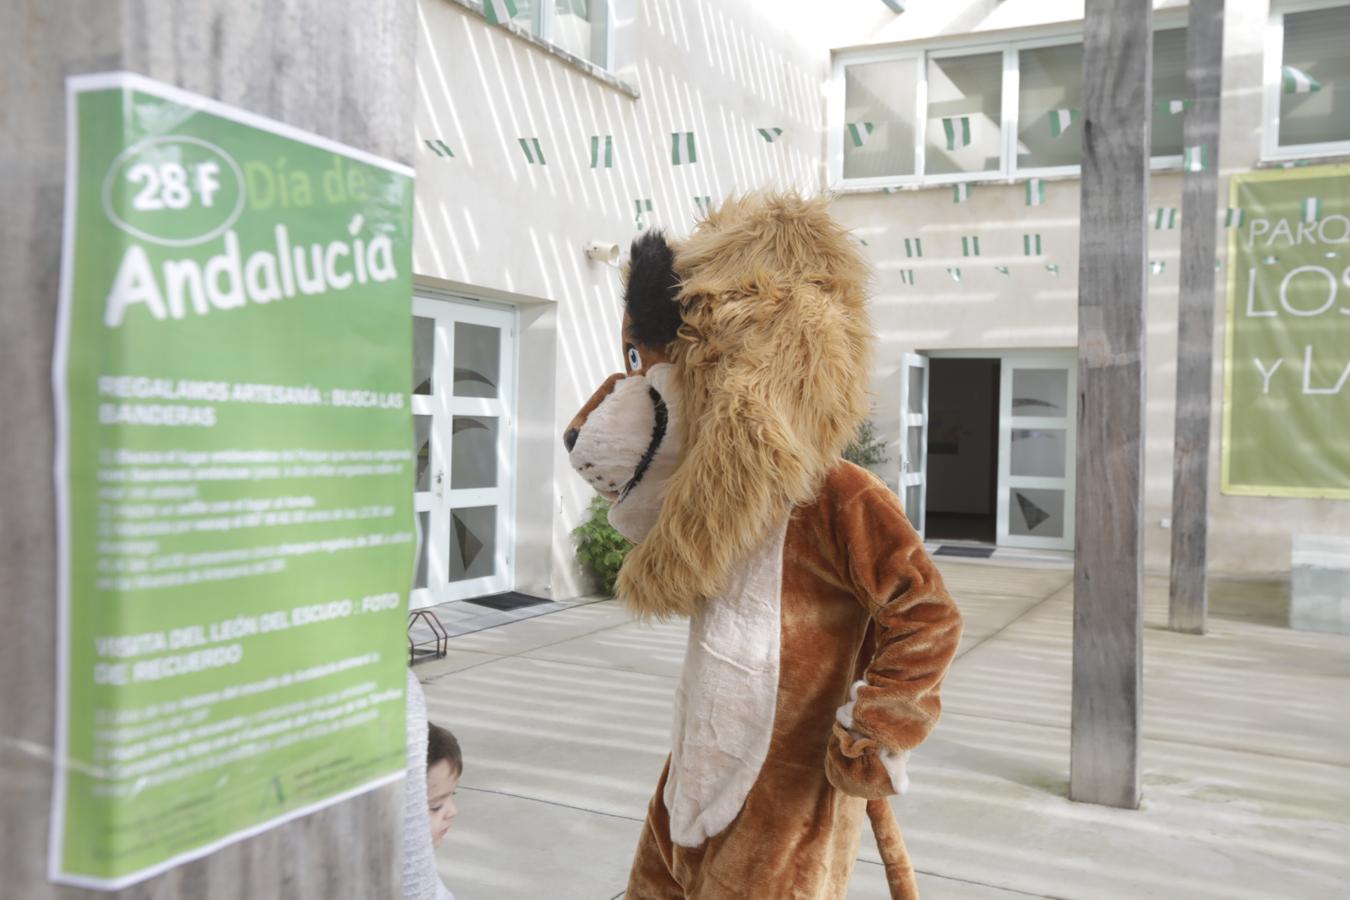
624,231,682,347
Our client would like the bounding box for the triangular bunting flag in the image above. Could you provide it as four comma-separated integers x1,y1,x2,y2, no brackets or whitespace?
671,132,697,165
590,134,614,168
942,116,972,150
1049,108,1080,138
1282,65,1321,94
1026,179,1046,207
847,121,875,148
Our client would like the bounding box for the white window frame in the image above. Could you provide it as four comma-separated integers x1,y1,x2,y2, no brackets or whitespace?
830,20,1188,190
1262,0,1350,163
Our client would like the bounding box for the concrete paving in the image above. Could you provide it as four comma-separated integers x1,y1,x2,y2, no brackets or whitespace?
419,562,1350,899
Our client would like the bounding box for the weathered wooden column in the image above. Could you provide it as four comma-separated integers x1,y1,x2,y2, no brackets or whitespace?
0,2,415,897
1071,0,1151,809
1169,0,1227,635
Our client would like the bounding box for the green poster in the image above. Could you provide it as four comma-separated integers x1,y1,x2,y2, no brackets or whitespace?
1223,164,1350,498
52,73,415,887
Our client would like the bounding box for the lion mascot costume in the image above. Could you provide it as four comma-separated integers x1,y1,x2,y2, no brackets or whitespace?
564,193,962,899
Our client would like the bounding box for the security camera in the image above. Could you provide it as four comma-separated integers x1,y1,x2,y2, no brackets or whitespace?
584,241,620,264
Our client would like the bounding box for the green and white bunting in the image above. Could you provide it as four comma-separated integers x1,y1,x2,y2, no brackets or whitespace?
590,134,613,169
1183,144,1209,173
1302,197,1322,223
904,238,923,258
900,269,915,285
883,186,902,194
1150,260,1166,275
846,121,875,148
1225,208,1246,228
483,0,520,25
961,236,980,257
671,132,697,165
757,127,783,143
1281,65,1321,94
952,183,971,204
947,267,962,282
1045,263,1061,276
1025,179,1046,207
995,265,1010,276
1023,233,1042,256
634,198,653,230
1049,108,1079,138
942,117,972,151
1157,98,1192,116
694,195,713,217
424,138,454,158
1154,207,1179,230
518,137,547,165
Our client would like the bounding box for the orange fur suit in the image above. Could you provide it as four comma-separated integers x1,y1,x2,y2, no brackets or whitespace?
563,194,962,899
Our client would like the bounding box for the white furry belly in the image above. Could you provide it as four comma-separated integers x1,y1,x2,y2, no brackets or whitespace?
664,517,787,847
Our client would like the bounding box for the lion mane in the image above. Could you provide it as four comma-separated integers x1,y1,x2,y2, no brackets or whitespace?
616,192,873,619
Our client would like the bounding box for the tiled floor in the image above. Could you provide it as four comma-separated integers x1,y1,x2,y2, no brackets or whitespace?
419,563,1350,899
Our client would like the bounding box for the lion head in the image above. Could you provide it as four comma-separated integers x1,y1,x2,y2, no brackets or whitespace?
564,192,872,619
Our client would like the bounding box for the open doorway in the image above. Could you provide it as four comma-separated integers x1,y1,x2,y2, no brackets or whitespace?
925,358,1000,544
907,350,1078,552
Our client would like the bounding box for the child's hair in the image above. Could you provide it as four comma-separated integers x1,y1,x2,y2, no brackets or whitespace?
427,723,462,776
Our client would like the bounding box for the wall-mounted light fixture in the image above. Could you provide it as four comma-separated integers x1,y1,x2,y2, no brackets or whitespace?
584,240,621,265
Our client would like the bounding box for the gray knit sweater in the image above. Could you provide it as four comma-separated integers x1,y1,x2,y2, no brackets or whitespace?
404,670,454,900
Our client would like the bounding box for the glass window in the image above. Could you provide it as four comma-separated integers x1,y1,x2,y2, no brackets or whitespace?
484,0,610,70
1278,6,1350,148
1012,369,1069,417
552,0,606,66
453,323,500,398
413,316,434,395
1009,488,1065,538
1010,428,1068,478
450,506,496,581
926,52,1003,176
1018,43,1083,169
1152,28,1188,159
451,417,499,489
843,59,919,179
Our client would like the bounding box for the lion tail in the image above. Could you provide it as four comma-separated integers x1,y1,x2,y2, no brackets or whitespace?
866,797,919,900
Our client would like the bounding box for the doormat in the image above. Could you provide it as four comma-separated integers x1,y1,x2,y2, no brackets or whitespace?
935,545,996,559
463,591,552,612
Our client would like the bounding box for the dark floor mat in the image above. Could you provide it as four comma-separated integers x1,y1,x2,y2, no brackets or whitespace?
462,591,553,612
934,545,996,559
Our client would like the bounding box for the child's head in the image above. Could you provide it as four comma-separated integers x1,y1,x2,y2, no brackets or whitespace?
426,723,462,848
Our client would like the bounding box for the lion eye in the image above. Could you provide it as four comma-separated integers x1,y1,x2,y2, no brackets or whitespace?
626,346,642,371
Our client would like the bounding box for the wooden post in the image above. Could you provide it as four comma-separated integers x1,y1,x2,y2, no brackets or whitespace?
1071,0,1151,810
0,2,415,896
1169,0,1226,635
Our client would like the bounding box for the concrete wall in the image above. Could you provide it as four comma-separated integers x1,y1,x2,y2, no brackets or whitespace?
830,0,1350,577
411,0,859,598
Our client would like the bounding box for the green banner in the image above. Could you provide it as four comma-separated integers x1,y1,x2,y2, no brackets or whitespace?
1223,164,1350,497
52,73,415,887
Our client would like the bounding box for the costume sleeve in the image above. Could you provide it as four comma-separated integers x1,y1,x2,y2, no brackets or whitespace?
823,473,962,799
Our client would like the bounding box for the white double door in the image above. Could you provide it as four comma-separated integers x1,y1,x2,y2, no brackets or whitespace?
899,351,1077,551
411,296,517,609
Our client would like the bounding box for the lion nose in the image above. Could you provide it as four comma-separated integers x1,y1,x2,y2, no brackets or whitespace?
563,428,579,452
